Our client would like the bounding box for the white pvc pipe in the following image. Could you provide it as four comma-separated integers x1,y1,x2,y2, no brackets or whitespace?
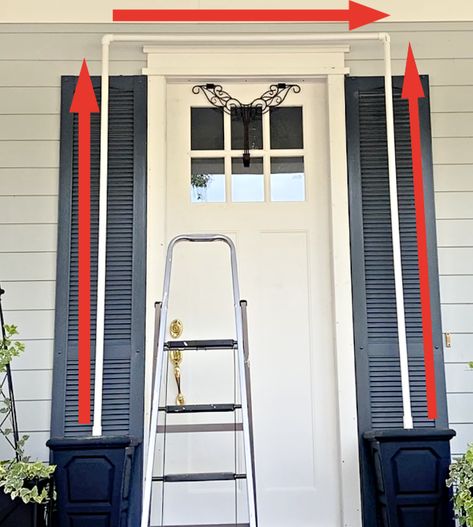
92,38,110,437
95,29,413,438
383,35,413,429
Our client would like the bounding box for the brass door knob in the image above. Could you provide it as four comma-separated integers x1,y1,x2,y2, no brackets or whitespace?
169,319,183,339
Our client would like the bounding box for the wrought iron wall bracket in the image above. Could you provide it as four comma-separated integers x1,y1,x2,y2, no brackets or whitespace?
193,83,301,167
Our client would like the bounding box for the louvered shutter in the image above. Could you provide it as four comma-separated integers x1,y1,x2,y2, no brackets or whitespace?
51,76,147,439
346,76,449,525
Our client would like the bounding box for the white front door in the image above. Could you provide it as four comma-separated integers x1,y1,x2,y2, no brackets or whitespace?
152,80,342,526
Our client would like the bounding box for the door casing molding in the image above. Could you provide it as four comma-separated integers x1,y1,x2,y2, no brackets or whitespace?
144,38,361,527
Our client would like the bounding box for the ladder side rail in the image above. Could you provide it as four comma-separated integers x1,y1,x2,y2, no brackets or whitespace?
240,300,258,525
141,243,176,527
150,302,163,403
227,242,258,527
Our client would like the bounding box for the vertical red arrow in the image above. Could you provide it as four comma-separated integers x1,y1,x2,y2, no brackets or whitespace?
402,44,437,420
70,60,99,424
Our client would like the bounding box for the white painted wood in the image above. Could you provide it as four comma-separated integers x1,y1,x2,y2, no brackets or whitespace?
433,138,473,165
1,310,54,340
4,0,473,23
440,276,473,304
0,60,145,87
0,168,58,196
11,370,53,401
145,46,348,77
448,394,473,422
0,281,55,310
437,219,473,247
0,33,145,61
432,113,473,138
0,196,58,223
160,79,344,527
348,31,473,60
431,86,473,113
0,252,56,280
435,192,473,219
16,401,52,432
0,87,60,114
21,432,50,460
0,115,59,140
434,165,473,192
10,339,54,371
438,247,473,275
0,141,58,168
327,73,362,527
0,224,57,252
442,304,473,333
443,334,473,363
450,424,473,455
347,58,473,86
445,363,473,393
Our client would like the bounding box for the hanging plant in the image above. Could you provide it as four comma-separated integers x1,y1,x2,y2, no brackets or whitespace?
191,173,212,189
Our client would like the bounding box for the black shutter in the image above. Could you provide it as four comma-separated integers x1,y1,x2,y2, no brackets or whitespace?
52,76,147,439
346,76,449,526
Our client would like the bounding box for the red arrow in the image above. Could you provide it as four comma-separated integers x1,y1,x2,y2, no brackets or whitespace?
402,44,437,420
113,1,389,30
70,60,99,425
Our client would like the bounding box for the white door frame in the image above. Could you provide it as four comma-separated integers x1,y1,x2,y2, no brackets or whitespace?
144,38,361,527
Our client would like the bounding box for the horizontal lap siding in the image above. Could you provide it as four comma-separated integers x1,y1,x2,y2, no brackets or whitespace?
348,29,473,457
1,21,473,459
0,26,144,461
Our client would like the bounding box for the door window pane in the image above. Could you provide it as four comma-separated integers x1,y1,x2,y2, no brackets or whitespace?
232,158,264,202
270,107,303,149
191,158,225,203
191,108,224,150
231,108,263,150
270,157,305,202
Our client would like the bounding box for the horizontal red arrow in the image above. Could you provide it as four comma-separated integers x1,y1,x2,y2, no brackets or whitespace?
113,2,389,30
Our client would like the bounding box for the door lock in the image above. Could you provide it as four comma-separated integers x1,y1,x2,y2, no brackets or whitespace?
169,319,185,405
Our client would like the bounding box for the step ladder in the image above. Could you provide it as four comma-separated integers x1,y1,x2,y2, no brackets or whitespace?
141,234,258,527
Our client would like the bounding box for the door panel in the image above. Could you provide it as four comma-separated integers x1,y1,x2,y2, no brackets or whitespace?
153,81,341,526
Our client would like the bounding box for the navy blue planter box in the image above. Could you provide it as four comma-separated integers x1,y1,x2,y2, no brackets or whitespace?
47,436,138,527
364,428,456,527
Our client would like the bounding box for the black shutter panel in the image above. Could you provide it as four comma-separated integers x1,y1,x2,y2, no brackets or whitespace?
346,76,449,526
52,76,147,439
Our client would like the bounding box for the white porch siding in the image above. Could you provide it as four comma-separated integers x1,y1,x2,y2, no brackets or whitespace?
0,21,472,460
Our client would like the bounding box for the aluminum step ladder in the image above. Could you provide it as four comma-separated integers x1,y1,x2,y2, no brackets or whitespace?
141,234,258,527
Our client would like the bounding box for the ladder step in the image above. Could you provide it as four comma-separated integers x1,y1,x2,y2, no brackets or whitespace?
158,423,243,434
159,404,242,414
159,524,249,527
165,339,237,350
159,524,250,527
153,473,246,483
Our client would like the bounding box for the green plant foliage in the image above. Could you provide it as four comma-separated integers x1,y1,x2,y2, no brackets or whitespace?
447,444,473,526
0,460,55,504
0,324,55,505
0,325,25,373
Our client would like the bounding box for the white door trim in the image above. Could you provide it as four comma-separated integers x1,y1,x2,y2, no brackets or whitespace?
144,40,361,527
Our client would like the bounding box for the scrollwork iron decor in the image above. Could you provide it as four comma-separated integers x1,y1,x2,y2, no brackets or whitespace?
192,83,301,167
